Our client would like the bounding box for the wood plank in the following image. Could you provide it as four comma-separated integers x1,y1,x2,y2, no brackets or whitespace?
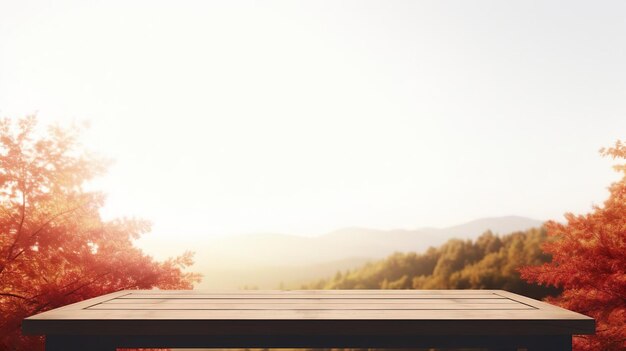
26,304,587,319
120,289,502,298
123,289,501,294
101,298,516,304
118,293,500,299
87,303,532,310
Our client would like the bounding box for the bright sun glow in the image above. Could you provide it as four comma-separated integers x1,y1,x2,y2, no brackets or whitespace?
1,1,625,258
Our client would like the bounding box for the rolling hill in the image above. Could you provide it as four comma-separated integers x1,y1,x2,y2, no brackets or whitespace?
193,216,543,289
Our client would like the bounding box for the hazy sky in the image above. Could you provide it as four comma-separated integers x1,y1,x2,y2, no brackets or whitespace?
1,1,625,257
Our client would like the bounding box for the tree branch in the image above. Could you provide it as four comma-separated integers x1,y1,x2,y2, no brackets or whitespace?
7,203,88,264
0,292,27,300
6,184,27,261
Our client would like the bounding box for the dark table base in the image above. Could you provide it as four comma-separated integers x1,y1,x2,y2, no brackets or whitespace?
46,334,572,351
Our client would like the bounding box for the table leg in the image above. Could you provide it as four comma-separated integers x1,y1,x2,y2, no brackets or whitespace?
487,335,571,351
529,335,572,351
45,335,116,351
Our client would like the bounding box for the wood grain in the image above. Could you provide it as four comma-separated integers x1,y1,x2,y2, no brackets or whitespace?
88,303,532,310
23,289,595,337
101,297,518,304
117,293,501,299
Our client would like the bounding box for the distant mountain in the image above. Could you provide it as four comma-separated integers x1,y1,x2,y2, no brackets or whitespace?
193,216,543,289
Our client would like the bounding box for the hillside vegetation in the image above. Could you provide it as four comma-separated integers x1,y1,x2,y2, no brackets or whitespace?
190,216,541,289
303,227,559,300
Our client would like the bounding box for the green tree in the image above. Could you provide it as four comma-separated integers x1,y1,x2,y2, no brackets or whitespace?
304,228,559,300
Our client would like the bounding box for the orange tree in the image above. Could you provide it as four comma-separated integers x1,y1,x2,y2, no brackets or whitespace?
0,116,201,350
521,140,626,350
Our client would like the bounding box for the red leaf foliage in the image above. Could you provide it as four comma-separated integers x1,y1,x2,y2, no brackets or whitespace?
0,116,201,350
520,140,626,351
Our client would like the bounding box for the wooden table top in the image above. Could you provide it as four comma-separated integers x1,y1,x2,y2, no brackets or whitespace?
23,289,594,336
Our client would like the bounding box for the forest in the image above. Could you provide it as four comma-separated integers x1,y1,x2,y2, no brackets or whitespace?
303,227,560,300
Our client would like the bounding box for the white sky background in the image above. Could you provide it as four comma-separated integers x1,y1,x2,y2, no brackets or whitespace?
1,0,625,258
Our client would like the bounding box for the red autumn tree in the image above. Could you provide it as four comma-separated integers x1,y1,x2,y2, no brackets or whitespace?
0,116,201,350
520,140,626,351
